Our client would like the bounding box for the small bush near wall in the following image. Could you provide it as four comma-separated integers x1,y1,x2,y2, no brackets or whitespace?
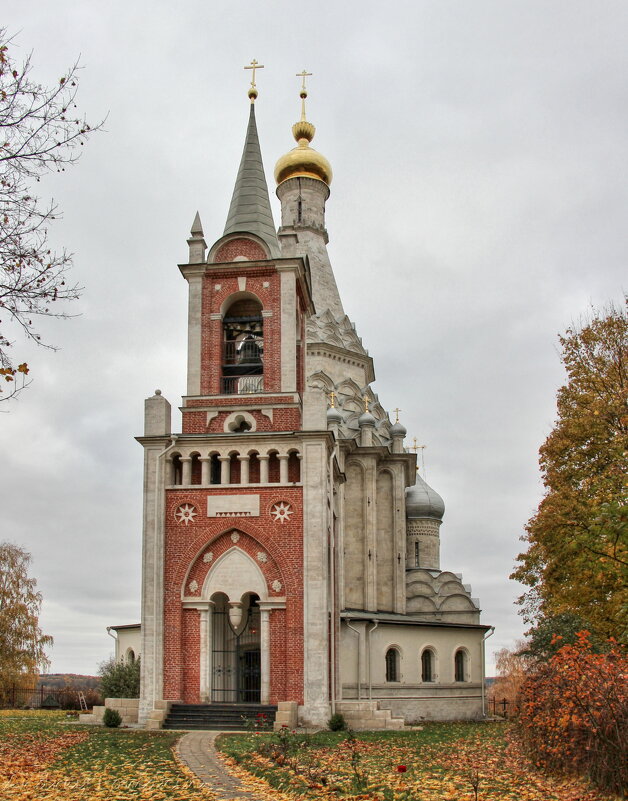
98,657,140,699
328,713,346,731
103,707,122,728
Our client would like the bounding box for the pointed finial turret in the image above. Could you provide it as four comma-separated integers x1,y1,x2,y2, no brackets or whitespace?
274,70,332,186
244,59,264,102
187,210,206,263
190,211,204,237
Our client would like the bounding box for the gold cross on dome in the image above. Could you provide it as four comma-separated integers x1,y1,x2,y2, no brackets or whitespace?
244,59,264,88
393,407,401,423
364,396,370,413
328,391,337,408
410,437,425,454
296,69,312,92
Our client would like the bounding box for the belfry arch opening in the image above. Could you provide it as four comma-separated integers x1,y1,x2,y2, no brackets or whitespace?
221,296,263,395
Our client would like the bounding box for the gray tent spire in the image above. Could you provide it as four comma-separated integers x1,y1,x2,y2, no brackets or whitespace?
223,103,280,257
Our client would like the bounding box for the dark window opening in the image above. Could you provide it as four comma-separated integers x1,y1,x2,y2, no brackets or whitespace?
385,648,399,682
455,650,466,682
421,649,434,682
210,454,221,485
171,455,182,485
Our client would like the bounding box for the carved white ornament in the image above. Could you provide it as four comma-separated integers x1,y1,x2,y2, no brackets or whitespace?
231,532,240,543
257,552,268,563
189,580,198,593
175,504,197,525
203,552,213,563
271,501,293,524
271,580,282,593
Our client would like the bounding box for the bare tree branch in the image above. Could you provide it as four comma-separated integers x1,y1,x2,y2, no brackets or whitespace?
0,29,104,400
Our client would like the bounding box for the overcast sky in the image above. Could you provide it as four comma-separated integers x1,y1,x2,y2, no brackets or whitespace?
2,1,626,677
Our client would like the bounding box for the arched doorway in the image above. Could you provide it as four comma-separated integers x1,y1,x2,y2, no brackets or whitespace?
211,592,261,703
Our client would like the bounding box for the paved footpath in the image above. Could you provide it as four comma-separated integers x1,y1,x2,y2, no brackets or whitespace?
177,730,261,800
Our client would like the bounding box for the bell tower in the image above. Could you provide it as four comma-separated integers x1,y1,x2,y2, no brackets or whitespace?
138,69,322,727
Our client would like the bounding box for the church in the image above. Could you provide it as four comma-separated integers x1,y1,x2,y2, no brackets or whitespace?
135,67,491,730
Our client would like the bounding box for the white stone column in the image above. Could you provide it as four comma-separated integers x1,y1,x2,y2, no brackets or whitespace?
200,457,211,486
165,456,174,485
279,454,289,484
199,607,209,702
181,456,192,486
219,456,230,485
260,607,270,704
259,455,269,484
239,456,250,485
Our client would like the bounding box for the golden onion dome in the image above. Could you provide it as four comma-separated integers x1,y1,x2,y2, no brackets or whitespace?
274,76,332,186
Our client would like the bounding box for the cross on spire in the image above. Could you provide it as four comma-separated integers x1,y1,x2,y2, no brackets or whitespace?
244,59,264,101
296,69,312,92
328,391,337,408
296,69,312,121
393,407,401,423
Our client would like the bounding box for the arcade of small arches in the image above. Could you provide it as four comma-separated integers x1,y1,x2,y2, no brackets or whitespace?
384,645,470,684
167,447,301,486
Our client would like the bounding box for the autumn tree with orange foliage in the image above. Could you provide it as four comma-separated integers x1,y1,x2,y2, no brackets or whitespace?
0,542,52,699
513,300,628,643
517,632,627,797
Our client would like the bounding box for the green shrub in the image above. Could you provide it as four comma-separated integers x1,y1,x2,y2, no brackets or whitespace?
98,656,140,698
328,712,346,731
103,707,122,728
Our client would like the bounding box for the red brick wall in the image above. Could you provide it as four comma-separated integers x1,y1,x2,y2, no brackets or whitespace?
163,486,304,705
214,238,267,262
181,404,301,435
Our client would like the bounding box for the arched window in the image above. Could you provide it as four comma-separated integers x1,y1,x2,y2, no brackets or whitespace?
126,648,135,664
210,454,221,485
171,454,182,485
190,453,202,485
222,297,263,395
455,649,467,682
385,648,399,682
421,649,434,682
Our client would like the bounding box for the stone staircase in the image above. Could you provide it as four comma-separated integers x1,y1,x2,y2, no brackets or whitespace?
162,703,277,730
335,700,405,730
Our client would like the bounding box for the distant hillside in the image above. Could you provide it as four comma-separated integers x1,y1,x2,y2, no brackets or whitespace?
38,674,101,690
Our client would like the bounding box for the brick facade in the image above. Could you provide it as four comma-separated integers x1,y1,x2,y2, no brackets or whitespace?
163,486,304,704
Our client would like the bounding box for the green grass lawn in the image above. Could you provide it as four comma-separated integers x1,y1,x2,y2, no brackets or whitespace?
217,722,614,801
0,710,214,800
0,711,615,801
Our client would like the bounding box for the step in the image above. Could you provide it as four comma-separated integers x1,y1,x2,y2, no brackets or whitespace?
163,703,277,731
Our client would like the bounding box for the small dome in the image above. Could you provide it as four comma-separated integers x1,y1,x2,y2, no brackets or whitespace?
275,139,332,186
406,474,445,521
274,106,332,187
390,421,407,437
358,411,376,427
327,406,342,425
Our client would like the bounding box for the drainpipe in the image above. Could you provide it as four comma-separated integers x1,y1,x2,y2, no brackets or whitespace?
106,626,118,661
366,620,378,700
481,626,495,717
346,620,362,699
329,441,337,715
